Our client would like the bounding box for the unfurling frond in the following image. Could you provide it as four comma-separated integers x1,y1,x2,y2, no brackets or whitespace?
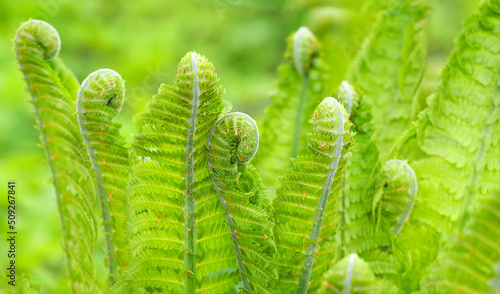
77,69,129,284
378,160,417,235
319,254,380,294
419,191,500,294
347,0,429,158
207,112,277,293
273,97,354,293
255,27,330,189
335,82,390,258
113,52,238,293
14,20,101,293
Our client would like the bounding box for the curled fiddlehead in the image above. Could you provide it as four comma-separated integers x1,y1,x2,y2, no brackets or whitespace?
273,97,354,293
207,112,277,293
14,20,100,292
379,160,417,235
76,69,129,285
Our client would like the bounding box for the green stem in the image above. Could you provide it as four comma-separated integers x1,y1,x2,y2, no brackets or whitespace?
298,99,344,294
185,53,200,293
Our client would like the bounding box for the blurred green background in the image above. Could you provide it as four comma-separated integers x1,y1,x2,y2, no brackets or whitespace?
0,0,481,292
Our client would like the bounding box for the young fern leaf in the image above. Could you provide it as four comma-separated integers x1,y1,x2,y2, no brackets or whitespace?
114,52,239,293
378,160,417,235
347,0,429,159
207,112,277,293
273,97,354,293
335,82,391,258
14,20,101,293
318,253,399,294
76,69,129,284
409,0,500,234
419,191,500,293
255,27,330,188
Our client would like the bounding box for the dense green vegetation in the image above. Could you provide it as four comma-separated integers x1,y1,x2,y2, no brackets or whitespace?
1,0,498,293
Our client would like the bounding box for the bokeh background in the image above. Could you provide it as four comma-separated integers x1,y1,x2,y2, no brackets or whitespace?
0,0,481,292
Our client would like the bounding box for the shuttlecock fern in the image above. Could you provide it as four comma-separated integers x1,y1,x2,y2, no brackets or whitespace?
273,97,354,293
207,112,277,293
14,20,101,293
114,52,240,293
255,27,330,188
347,0,429,159
76,69,129,284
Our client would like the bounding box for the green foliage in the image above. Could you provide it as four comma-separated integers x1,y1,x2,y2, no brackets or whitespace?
272,97,354,293
347,0,430,159
255,27,330,188
419,191,500,293
207,112,277,293
115,52,239,293
76,69,129,284
14,20,101,293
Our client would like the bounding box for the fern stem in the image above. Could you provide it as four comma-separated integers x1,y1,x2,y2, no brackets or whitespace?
207,112,258,293
185,52,200,293
291,76,309,160
298,98,345,294
343,253,356,294
76,69,125,286
13,19,72,278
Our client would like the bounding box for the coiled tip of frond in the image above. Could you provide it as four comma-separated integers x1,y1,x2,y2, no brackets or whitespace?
337,81,359,116
384,160,418,195
208,112,259,165
78,69,126,116
15,19,61,61
285,26,319,76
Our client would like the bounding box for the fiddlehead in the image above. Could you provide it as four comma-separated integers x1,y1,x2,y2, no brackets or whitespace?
379,160,417,235
113,52,239,293
14,20,100,292
207,112,277,293
254,27,330,189
273,97,354,293
76,69,129,285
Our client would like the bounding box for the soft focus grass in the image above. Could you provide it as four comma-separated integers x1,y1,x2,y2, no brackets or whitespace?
0,0,480,292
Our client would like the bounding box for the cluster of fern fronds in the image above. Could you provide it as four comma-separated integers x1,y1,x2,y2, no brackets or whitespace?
10,0,500,293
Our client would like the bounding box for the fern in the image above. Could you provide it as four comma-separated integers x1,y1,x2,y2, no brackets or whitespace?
418,191,500,293
76,69,129,284
207,112,277,293
255,27,330,188
346,0,429,159
113,52,239,293
335,82,391,258
273,97,354,293
14,20,101,293
407,0,500,234
318,253,395,294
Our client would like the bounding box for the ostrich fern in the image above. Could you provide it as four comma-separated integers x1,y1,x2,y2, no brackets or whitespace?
12,0,500,291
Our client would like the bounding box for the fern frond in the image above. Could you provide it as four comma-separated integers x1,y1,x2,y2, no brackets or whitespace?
411,0,500,233
255,27,330,188
273,97,354,293
76,69,129,284
335,82,391,258
378,160,417,235
419,191,500,293
114,52,237,293
318,254,387,294
207,112,277,293
347,0,429,158
14,20,101,293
